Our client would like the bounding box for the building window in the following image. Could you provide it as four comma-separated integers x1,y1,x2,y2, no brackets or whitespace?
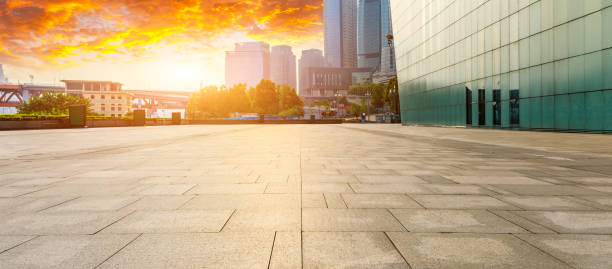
111,114,115,117
111,107,115,111
117,114,122,117
101,95,105,99
101,104,105,111
111,95,115,99
118,96,122,100
90,95,95,99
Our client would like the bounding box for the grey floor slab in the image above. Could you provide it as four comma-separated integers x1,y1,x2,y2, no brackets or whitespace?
390,209,527,233
517,234,612,269
350,183,430,194
302,183,353,193
516,211,612,234
98,232,274,268
411,195,519,210
303,232,409,269
0,234,138,269
186,183,267,194
102,210,233,234
493,185,605,196
137,184,195,195
181,194,300,209
497,196,596,210
122,195,194,211
0,211,130,235
342,194,423,209
270,232,302,269
302,208,406,232
446,176,550,185
0,236,34,253
356,175,427,184
223,208,300,232
43,196,139,212
387,232,572,269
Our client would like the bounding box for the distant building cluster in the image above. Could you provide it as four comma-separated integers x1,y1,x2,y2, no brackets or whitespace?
62,80,133,117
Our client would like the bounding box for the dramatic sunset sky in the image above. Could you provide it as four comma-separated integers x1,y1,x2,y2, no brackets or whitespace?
0,0,323,90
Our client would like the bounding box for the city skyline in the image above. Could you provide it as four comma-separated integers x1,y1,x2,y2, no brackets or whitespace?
0,0,325,91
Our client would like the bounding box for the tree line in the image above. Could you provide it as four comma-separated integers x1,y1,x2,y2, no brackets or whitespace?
346,76,399,117
187,79,304,118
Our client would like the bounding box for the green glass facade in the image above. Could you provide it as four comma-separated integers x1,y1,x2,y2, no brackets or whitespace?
390,0,612,131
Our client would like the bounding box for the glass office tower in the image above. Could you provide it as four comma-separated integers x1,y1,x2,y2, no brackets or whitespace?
391,0,612,131
358,0,382,68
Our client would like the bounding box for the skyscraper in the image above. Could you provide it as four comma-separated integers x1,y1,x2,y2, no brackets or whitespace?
0,64,8,84
324,0,357,68
225,42,270,89
357,0,394,71
271,45,297,90
298,49,325,96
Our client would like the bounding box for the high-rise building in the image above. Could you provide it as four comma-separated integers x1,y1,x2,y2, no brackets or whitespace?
298,49,325,96
357,0,382,69
324,0,357,68
0,64,8,84
358,0,396,84
271,45,297,90
225,42,270,89
391,0,612,132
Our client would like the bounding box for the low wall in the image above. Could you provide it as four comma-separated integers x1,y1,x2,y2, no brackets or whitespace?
0,118,344,131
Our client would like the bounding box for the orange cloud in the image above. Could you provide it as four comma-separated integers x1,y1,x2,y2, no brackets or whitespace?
0,0,323,67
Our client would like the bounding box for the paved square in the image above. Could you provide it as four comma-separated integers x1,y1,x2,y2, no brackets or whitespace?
1,124,612,267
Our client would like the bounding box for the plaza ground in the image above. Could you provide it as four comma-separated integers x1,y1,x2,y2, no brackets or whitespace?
1,124,612,268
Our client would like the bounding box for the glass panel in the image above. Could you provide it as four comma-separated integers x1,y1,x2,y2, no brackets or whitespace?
554,59,569,94
541,62,555,95
554,24,569,61
509,13,519,42
501,45,510,73
541,29,554,63
519,8,530,39
567,0,585,21
554,0,568,26
555,94,569,129
586,91,604,131
569,93,585,130
531,97,542,128
520,98,531,128
542,96,555,128
520,38,530,69
520,68,530,97
530,33,541,66
605,90,612,131
585,11,603,53
585,51,603,91
530,1,541,35
604,7,612,49
501,17,510,46
569,55,585,93
568,18,585,57
510,42,519,71
604,49,612,89
530,65,542,97
541,0,554,30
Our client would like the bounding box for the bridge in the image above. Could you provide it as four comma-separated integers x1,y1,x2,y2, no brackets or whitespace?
126,90,192,117
0,84,66,107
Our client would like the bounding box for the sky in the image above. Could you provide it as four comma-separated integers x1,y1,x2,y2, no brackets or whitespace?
0,0,324,91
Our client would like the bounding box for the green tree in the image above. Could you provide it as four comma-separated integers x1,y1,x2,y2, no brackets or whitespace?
228,83,251,113
277,84,304,112
17,91,91,115
349,102,363,117
251,79,279,114
370,83,385,110
385,76,399,113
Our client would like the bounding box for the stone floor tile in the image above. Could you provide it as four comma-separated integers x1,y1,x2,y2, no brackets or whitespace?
44,196,139,212
98,233,274,268
101,210,233,233
0,211,130,235
0,197,77,214
181,194,300,209
493,184,605,196
302,183,353,193
516,211,612,234
302,174,357,183
387,232,572,269
411,195,519,210
350,183,429,194
497,196,596,210
303,232,409,269
137,184,195,195
223,208,300,232
517,234,612,269
0,187,46,198
342,194,423,209
269,232,301,269
446,176,551,185
186,183,267,194
0,236,34,253
302,194,326,208
423,184,493,195
0,234,138,269
302,208,406,232
390,209,527,233
356,175,427,184
324,193,347,208
122,195,194,211
488,210,557,234
23,184,139,197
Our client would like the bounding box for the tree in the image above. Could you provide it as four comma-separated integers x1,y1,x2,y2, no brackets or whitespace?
370,83,385,110
349,102,362,117
17,91,91,115
251,79,279,114
277,84,304,112
228,83,251,113
385,76,399,113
